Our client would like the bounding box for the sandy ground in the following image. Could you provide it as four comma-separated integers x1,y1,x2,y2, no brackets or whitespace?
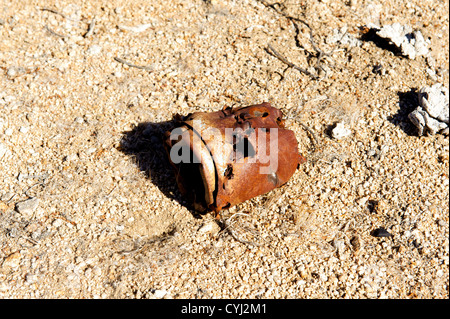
0,0,448,299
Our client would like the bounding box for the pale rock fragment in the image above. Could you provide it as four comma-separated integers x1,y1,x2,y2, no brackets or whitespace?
376,23,429,59
408,84,449,135
331,122,352,139
15,197,40,218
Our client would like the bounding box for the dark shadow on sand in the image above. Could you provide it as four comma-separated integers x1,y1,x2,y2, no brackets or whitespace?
387,88,420,136
118,120,201,216
360,27,403,57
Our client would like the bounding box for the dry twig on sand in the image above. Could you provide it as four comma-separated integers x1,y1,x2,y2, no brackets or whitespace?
296,120,319,152
83,18,96,38
259,0,343,79
266,44,319,80
40,7,69,19
114,57,154,71
44,25,67,38
40,6,93,37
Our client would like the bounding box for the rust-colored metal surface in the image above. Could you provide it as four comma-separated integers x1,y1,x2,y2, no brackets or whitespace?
164,102,306,213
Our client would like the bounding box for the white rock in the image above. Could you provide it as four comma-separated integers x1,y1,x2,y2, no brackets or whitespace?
87,45,102,55
376,23,428,59
152,289,167,299
26,273,38,283
331,122,352,139
333,239,346,254
418,84,449,124
6,67,18,77
2,252,21,268
3,95,15,103
409,84,449,135
19,126,29,133
63,154,78,162
198,220,221,235
113,71,123,78
15,197,40,218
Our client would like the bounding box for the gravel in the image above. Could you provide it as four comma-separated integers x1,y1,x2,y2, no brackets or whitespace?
0,0,448,299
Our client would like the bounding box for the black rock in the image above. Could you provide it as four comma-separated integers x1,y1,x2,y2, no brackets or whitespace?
371,227,392,238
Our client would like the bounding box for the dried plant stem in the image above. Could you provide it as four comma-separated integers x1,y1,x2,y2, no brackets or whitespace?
83,18,96,38
40,7,68,19
297,121,319,152
114,57,154,71
266,45,318,80
44,25,67,38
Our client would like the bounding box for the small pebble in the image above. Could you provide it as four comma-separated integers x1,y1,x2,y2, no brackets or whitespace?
371,227,392,238
350,236,361,251
6,67,18,77
152,289,167,299
437,219,446,227
74,117,85,124
86,45,102,55
19,126,29,133
198,220,221,236
2,252,21,268
15,197,40,218
26,274,38,283
63,154,78,162
331,122,352,139
113,71,123,78
52,218,63,228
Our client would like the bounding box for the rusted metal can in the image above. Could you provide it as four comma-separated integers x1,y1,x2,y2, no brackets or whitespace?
164,102,306,213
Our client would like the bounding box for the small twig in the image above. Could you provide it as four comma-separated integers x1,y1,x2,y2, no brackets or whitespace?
285,17,331,76
106,185,117,197
266,44,318,80
297,121,319,152
83,17,96,38
226,224,262,247
24,236,39,245
223,212,249,224
24,182,45,198
114,57,154,71
118,242,150,256
5,193,17,205
40,7,85,24
44,25,67,38
118,235,171,255
219,212,269,247
52,212,77,226
40,7,68,19
259,1,339,79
